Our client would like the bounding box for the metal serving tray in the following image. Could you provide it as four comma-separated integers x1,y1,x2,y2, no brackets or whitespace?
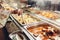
9,30,29,40
31,10,60,21
27,8,60,21
27,11,60,27
11,13,41,26
24,21,60,40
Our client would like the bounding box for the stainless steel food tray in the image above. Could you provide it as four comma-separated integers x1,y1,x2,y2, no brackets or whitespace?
27,9,60,26
9,30,29,40
28,12,60,28
24,21,60,40
11,13,41,26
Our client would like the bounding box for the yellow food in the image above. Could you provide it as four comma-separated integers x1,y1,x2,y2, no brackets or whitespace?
29,8,59,20
12,13,40,24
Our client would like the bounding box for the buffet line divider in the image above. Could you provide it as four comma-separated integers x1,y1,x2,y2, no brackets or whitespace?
9,15,36,40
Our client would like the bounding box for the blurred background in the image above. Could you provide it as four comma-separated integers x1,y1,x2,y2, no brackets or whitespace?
28,0,60,11
1,0,60,11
